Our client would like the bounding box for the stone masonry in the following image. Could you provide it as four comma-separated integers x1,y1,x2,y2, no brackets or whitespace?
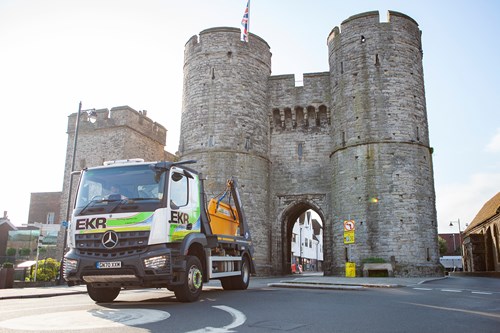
179,11,441,276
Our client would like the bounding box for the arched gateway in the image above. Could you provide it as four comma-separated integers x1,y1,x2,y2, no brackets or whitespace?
179,11,441,277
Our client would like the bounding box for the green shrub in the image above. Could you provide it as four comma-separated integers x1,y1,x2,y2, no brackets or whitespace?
438,236,448,256
29,258,60,281
6,248,16,256
2,262,14,269
361,257,386,264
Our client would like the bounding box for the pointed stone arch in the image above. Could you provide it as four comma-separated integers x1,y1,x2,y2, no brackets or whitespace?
277,195,328,274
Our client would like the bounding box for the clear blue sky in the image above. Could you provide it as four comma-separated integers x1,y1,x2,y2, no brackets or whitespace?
1,0,499,234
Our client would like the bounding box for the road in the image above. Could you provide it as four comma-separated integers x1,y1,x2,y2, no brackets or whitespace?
0,276,498,333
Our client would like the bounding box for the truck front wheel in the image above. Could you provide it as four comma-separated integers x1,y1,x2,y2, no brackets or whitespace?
86,285,121,303
174,255,203,302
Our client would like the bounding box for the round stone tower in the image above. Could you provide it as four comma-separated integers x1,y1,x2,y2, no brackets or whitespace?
179,27,273,274
327,11,440,276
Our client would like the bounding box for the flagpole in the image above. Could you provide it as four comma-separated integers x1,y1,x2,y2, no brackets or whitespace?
247,0,250,41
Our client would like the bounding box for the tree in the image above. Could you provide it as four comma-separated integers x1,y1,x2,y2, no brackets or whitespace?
6,248,16,256
19,248,31,256
438,236,448,256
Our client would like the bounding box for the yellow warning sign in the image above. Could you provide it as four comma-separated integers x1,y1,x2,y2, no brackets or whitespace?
345,262,356,277
344,230,355,244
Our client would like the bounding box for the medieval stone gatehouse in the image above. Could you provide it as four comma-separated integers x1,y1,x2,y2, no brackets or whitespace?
179,11,441,276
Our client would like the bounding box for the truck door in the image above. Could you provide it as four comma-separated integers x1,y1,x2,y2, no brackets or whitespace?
167,167,201,241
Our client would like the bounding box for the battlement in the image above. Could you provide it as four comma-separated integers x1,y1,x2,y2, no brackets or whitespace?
184,26,271,70
327,10,419,43
268,72,330,130
67,105,166,145
185,26,270,49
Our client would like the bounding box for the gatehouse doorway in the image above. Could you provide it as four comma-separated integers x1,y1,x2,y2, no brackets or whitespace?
281,201,325,275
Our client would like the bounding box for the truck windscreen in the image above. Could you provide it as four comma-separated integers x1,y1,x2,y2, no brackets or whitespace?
74,164,166,216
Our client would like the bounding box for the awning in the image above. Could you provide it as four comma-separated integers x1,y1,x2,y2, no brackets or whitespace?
17,260,37,268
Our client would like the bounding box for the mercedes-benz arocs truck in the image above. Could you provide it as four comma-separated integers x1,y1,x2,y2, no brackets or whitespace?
63,159,254,303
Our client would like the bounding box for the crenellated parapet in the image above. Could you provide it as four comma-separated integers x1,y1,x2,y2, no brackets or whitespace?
67,105,166,146
269,72,331,130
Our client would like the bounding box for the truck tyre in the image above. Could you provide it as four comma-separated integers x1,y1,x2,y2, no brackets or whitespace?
86,285,121,303
221,255,250,290
174,255,203,302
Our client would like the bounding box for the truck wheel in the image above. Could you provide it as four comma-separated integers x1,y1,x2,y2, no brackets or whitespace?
222,255,250,290
86,285,120,303
220,277,233,290
174,255,203,302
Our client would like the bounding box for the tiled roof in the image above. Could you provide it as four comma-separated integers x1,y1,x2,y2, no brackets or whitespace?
465,192,500,233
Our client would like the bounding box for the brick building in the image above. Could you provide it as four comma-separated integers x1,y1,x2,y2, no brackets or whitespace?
27,192,61,225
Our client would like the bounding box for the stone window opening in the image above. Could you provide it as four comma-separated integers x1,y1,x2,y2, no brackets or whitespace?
361,35,366,43
272,109,281,129
307,106,316,127
245,137,252,151
297,142,303,160
375,54,380,66
296,107,305,128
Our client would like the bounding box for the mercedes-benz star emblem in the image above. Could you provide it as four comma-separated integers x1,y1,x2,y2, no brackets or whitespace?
102,230,119,249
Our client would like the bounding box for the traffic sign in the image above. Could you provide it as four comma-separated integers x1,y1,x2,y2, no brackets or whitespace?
344,230,355,244
343,220,355,231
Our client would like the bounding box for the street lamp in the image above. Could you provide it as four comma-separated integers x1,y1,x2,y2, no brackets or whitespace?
449,219,462,254
58,102,97,284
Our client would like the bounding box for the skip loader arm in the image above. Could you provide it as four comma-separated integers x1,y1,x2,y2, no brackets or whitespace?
227,178,256,273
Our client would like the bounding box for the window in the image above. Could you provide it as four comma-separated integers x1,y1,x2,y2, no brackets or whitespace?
46,212,55,224
170,172,188,208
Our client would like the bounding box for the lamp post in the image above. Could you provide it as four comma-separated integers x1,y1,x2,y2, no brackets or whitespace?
58,102,97,284
449,219,462,254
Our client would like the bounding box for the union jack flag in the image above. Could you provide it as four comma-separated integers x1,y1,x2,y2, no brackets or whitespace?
241,0,250,42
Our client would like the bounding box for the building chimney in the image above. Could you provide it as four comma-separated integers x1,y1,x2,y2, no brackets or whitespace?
3,211,7,219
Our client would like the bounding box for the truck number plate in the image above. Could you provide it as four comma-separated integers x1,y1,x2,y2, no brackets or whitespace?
96,261,121,269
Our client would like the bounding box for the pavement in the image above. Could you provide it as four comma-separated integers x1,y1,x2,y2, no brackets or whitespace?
0,274,447,300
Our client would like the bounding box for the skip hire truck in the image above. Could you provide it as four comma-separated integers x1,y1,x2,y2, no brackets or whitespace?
63,159,255,302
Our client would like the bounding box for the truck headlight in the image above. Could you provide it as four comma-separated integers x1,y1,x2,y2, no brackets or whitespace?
144,255,168,269
63,258,78,277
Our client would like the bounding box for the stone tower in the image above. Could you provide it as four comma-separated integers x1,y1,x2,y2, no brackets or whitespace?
327,11,439,275
180,27,273,272
180,11,441,277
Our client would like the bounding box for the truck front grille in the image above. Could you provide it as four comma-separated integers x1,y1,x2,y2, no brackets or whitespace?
75,231,150,258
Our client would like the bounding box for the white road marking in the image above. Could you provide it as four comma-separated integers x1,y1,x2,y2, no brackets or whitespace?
413,288,495,295
185,305,247,333
0,308,170,330
471,291,493,295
